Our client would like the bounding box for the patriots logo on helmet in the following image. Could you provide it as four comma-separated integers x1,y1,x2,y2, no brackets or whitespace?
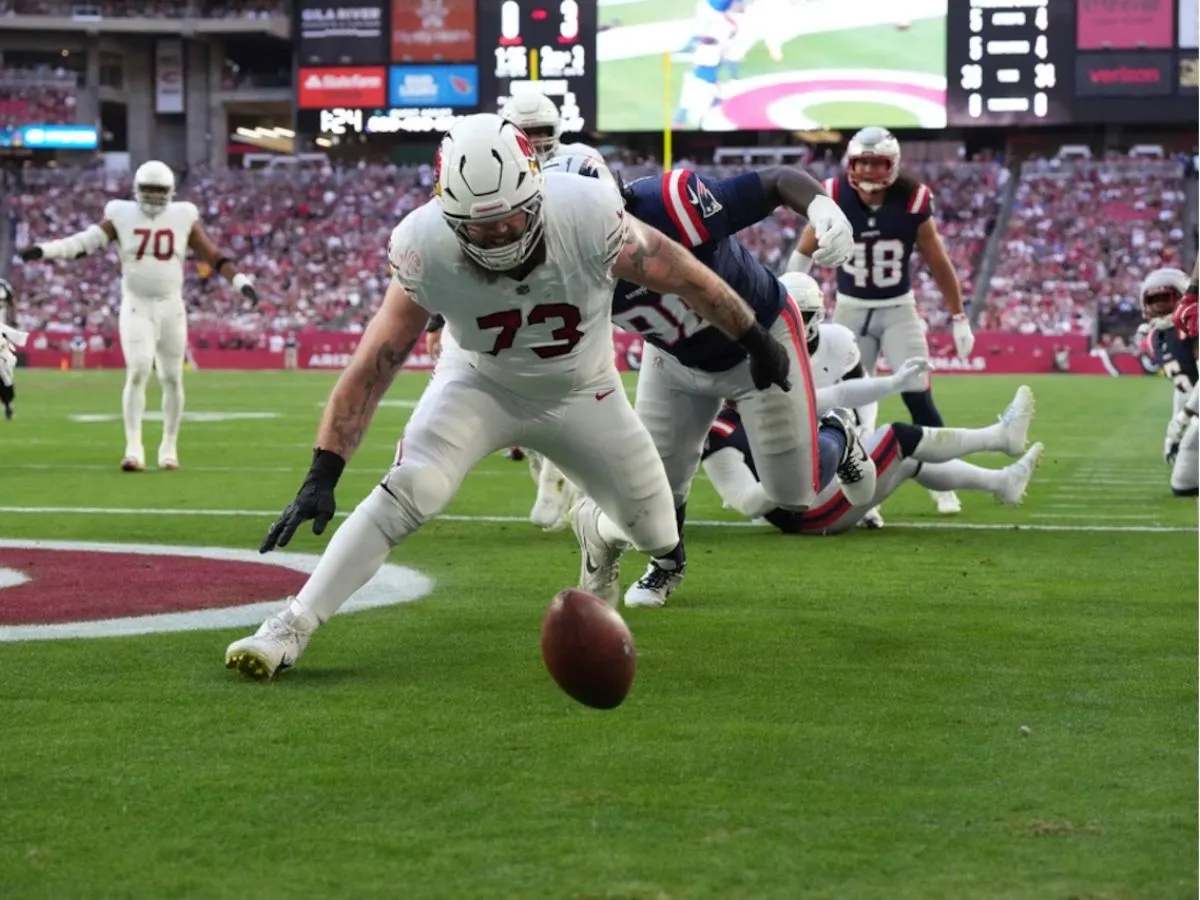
686,179,723,218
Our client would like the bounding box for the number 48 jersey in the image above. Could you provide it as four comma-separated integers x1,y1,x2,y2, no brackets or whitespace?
104,199,199,299
824,174,932,305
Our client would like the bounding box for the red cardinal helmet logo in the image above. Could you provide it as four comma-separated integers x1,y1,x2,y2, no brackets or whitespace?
511,127,540,173
432,145,444,196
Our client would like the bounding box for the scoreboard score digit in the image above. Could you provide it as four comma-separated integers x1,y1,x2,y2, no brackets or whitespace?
947,0,1074,125
483,0,597,134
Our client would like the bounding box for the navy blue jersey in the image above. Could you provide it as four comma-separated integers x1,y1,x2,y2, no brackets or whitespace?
824,173,932,302
613,169,786,372
1152,327,1199,394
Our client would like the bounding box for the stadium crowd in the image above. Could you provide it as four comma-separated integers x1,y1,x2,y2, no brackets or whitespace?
2,152,1193,348
0,66,77,129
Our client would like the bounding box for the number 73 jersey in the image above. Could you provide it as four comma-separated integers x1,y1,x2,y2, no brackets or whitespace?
387,172,629,398
104,199,199,299
824,174,932,305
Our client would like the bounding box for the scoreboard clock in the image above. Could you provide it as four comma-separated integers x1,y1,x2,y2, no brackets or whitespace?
484,0,597,133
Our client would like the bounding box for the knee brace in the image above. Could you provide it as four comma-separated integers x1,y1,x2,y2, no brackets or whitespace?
377,462,457,540
901,390,944,428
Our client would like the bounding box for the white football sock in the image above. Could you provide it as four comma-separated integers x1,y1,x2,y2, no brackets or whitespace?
914,460,1005,494
122,367,150,455
911,424,1004,463
158,370,184,454
294,489,399,623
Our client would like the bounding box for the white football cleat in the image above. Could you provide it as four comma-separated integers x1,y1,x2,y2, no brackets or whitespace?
996,442,1045,506
823,408,877,507
120,455,145,472
569,496,623,608
158,453,180,471
225,597,318,681
930,490,962,515
624,560,684,609
997,385,1036,456
858,507,885,529
529,458,571,532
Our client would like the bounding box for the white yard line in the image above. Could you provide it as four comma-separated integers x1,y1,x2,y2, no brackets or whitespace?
0,506,1192,534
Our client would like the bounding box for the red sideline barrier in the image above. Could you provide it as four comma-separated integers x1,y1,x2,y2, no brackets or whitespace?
18,329,1147,376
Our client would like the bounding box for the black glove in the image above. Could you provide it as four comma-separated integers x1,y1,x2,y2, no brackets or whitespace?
240,283,259,305
738,322,791,391
18,246,42,262
260,448,346,553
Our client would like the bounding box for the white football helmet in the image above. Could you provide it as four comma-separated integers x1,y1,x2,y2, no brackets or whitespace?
542,153,617,189
1140,267,1190,330
845,126,901,193
500,94,561,161
435,113,545,272
779,271,824,344
133,160,175,216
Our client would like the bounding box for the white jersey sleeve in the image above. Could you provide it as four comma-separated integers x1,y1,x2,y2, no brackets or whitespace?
544,171,628,283
556,141,605,163
105,199,198,299
386,205,436,308
809,323,861,389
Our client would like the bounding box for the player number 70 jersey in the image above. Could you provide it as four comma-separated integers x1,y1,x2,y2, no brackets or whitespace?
104,199,199,299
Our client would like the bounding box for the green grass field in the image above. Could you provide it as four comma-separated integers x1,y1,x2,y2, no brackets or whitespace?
0,370,1196,899
596,0,946,131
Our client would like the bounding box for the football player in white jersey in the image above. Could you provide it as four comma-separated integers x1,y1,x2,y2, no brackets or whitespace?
497,96,608,529
225,114,796,680
17,160,259,471
0,277,22,420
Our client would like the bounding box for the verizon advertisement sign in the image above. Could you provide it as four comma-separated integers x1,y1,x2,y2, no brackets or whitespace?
1075,51,1174,96
299,0,387,66
297,67,387,108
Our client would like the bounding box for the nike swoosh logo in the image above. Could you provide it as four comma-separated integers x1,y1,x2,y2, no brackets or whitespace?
595,389,616,401
585,554,599,575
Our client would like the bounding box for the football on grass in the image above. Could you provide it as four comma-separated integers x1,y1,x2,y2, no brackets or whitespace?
540,589,636,709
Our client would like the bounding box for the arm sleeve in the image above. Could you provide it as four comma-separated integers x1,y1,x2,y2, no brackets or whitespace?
815,375,902,415
701,448,777,519
39,224,110,260
386,216,427,306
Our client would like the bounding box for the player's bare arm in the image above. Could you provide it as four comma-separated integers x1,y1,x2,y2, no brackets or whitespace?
19,219,117,261
260,278,428,553
316,278,429,460
757,166,825,217
612,217,791,391
613,217,756,337
188,222,259,304
915,219,965,316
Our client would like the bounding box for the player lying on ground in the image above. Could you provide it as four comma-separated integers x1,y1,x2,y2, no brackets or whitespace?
703,386,1043,534
790,126,974,516
518,152,875,609
1141,267,1199,496
16,161,259,471
226,115,796,680
0,278,24,421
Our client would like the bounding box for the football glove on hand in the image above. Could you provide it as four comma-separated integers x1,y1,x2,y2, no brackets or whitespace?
18,246,43,262
891,357,933,393
806,195,855,268
232,272,258,305
260,449,345,553
738,322,791,392
952,314,975,359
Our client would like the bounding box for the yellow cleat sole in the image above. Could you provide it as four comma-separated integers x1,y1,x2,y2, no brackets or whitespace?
225,651,275,681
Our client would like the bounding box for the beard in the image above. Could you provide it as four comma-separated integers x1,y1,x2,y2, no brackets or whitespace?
459,237,547,283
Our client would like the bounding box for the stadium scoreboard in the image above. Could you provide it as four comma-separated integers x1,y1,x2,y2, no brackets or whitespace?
948,0,1198,127
295,0,597,137
297,0,1198,135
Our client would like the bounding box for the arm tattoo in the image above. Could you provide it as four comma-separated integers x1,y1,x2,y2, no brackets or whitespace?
623,223,755,338
322,335,418,457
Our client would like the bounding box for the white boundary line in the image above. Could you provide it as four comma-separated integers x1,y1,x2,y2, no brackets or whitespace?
0,506,1193,534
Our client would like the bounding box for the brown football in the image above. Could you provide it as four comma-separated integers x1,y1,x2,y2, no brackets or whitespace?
540,588,637,709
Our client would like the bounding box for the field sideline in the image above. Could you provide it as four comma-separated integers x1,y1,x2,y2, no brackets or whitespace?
0,370,1195,899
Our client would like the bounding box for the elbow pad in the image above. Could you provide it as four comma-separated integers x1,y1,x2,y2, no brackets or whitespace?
42,224,110,260
786,251,813,275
